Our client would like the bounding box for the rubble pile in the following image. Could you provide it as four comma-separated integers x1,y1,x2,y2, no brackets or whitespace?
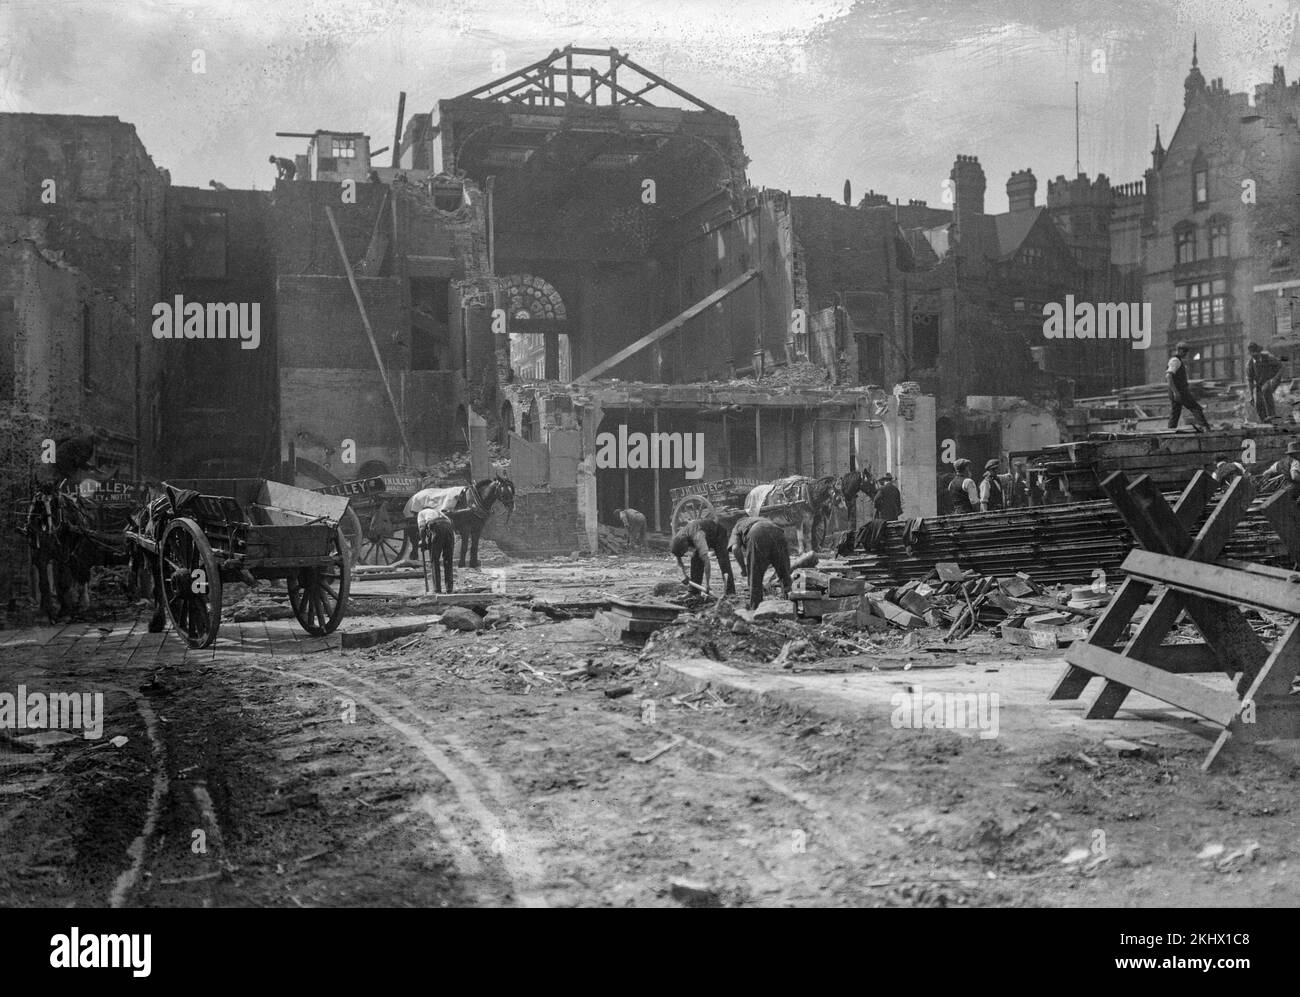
597,525,671,553
403,443,511,484
723,360,832,391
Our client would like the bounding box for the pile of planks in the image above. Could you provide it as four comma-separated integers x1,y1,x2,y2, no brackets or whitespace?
1022,427,1295,501
843,493,1290,587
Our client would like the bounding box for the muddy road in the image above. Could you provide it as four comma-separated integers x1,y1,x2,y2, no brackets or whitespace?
2,553,1298,908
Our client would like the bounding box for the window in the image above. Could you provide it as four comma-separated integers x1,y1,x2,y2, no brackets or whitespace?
179,208,227,278
82,304,92,389
1277,295,1293,338
1175,225,1197,264
1193,167,1208,208
1209,219,1229,257
911,310,940,368
1017,246,1044,266
1186,340,1237,381
1174,279,1227,329
332,138,356,159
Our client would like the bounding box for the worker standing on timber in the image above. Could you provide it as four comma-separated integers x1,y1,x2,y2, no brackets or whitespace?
269,155,297,181
872,473,902,521
947,459,979,514
979,459,1005,512
670,518,735,595
1247,342,1283,422
1167,341,1211,431
729,515,793,610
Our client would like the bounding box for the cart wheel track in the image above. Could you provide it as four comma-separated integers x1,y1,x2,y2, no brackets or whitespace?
246,663,549,907
108,688,168,909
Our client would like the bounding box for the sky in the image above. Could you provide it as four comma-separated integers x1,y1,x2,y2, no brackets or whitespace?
2,0,1299,210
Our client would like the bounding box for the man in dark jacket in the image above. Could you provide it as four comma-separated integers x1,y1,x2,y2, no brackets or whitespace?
872,473,902,521
947,459,978,514
1247,342,1283,421
979,459,1005,512
1167,341,1211,431
729,516,793,610
670,517,735,595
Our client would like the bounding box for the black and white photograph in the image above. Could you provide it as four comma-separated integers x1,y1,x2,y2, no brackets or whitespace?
0,0,1294,933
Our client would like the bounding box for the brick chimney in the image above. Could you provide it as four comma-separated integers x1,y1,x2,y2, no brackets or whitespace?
950,154,986,231
1007,168,1037,213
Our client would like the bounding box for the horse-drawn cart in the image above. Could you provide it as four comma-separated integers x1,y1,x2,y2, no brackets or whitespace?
668,478,763,533
127,479,351,649
315,472,423,566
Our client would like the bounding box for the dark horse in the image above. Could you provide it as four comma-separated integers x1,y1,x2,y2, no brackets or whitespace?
416,512,456,592
809,468,876,548
403,474,516,568
22,481,143,623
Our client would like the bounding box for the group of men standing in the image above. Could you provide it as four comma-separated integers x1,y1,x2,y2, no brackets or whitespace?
944,458,1038,513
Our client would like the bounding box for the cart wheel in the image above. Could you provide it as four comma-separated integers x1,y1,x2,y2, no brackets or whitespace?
671,495,714,533
159,517,222,649
288,526,350,636
339,507,363,568
358,506,411,565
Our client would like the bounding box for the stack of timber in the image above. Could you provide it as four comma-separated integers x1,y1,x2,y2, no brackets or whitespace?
593,597,684,644
840,493,1291,586
1019,426,1294,501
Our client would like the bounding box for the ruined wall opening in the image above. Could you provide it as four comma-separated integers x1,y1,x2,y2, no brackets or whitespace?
499,400,514,446
410,277,450,371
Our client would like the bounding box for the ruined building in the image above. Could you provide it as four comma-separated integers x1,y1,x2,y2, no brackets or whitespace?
0,113,167,620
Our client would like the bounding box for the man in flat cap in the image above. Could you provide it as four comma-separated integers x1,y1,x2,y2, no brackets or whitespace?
1167,341,1211,431
979,458,1005,512
947,459,979,514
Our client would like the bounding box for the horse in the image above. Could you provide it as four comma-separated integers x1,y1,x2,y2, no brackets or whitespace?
744,471,871,554
22,481,141,623
416,509,456,592
403,474,515,568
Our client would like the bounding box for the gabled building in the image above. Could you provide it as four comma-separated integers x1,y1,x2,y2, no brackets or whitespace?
1139,43,1300,386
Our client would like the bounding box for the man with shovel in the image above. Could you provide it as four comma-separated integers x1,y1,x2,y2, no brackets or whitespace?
670,517,736,596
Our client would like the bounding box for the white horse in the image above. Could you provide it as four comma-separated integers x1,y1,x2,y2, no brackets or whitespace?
744,477,818,554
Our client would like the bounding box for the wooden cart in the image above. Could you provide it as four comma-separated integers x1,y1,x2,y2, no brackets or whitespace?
668,477,762,533
127,478,351,649
316,472,423,566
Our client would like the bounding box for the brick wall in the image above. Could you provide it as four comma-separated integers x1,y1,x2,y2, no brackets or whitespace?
482,488,581,556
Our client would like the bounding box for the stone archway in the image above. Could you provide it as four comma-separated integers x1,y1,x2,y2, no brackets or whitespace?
505,273,572,381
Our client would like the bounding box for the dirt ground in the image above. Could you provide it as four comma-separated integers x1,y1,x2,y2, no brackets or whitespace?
1,550,1298,908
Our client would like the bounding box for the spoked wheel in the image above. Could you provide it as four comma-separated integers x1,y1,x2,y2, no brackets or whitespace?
671,495,714,533
339,507,363,568
358,506,410,565
288,526,350,636
159,517,222,649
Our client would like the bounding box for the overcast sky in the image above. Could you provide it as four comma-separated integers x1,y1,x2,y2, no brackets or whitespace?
2,0,1298,210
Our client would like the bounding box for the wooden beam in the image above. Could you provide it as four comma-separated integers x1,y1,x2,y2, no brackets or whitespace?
1122,549,1300,615
323,206,413,464
453,48,564,100
574,269,758,382
1063,642,1240,726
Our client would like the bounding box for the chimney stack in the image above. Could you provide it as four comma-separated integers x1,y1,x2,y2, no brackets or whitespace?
1007,168,1037,212
950,154,986,231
